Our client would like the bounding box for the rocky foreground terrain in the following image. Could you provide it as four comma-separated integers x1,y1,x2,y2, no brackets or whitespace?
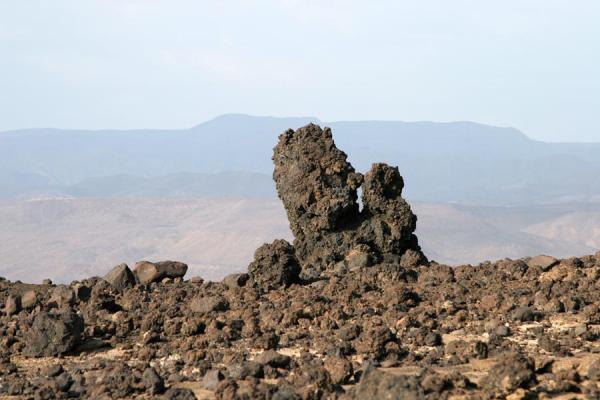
2,125,600,399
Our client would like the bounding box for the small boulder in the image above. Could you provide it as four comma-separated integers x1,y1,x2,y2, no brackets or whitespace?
189,295,229,314
248,240,301,292
142,367,164,395
202,369,224,390
227,361,263,380
5,295,21,315
103,263,136,291
481,352,535,395
49,285,76,308
20,290,37,309
527,255,558,271
223,273,249,289
512,306,536,322
134,260,188,284
324,356,353,385
255,350,291,368
353,366,424,399
189,276,204,284
23,309,84,357
161,388,197,400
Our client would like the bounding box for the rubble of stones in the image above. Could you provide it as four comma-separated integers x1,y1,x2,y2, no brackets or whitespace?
1,125,600,399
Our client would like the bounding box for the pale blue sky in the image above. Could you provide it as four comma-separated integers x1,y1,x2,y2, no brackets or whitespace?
0,1,599,142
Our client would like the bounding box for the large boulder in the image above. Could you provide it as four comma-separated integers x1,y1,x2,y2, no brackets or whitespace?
23,309,84,357
248,239,301,292
272,124,426,272
133,260,188,284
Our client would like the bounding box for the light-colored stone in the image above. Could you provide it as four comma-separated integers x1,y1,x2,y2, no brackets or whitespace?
527,255,558,271
134,260,188,285
49,285,75,307
20,289,37,309
5,294,21,315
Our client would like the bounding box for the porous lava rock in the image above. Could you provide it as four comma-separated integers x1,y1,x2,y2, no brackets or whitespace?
22,309,83,357
248,239,301,292
273,124,426,274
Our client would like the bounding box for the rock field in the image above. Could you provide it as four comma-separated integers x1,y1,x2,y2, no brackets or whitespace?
2,125,600,399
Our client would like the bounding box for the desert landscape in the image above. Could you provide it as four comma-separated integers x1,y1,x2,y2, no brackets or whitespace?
2,2,599,398
1,125,600,399
1,115,599,284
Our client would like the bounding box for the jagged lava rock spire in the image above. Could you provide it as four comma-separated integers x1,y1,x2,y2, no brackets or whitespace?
272,123,426,275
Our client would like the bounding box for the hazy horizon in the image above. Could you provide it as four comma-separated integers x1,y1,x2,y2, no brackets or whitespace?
1,1,599,142
2,113,600,145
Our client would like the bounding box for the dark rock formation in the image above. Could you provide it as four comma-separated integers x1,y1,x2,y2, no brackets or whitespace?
2,124,595,399
247,239,301,292
22,309,83,357
273,124,426,273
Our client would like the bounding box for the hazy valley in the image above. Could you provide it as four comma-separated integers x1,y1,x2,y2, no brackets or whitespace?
0,197,596,283
1,114,599,283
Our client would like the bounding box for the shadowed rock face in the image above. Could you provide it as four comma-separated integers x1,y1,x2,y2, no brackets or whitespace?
272,124,426,274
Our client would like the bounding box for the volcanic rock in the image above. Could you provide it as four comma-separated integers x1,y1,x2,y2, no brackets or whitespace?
142,367,164,395
4,294,20,315
22,309,83,357
103,263,136,291
189,295,229,314
527,255,559,271
353,366,424,399
481,352,535,395
133,260,188,284
202,369,224,390
256,350,291,368
272,124,426,273
3,124,600,398
48,285,75,307
20,289,37,309
222,272,249,289
248,239,301,292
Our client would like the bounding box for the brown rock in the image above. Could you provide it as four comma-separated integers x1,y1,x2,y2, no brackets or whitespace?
248,240,301,292
324,356,353,385
223,273,249,289
189,295,229,314
5,294,21,315
134,260,188,284
527,255,558,271
20,290,37,309
353,366,424,399
481,353,535,395
49,285,75,307
103,263,136,291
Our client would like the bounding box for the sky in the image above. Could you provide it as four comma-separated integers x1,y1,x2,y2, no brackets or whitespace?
0,1,599,142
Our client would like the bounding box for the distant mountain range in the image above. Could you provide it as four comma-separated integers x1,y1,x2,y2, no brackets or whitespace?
1,114,600,205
